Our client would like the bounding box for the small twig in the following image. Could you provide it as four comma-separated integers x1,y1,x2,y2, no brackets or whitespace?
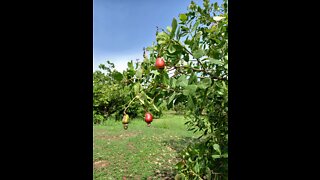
174,65,206,73
123,96,137,114
123,77,145,84
167,67,176,71
171,38,193,56
157,83,176,92
196,58,206,72
170,39,208,74
198,76,227,80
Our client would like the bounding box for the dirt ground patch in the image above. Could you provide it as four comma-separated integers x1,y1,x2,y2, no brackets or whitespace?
127,142,136,151
95,131,141,141
95,135,122,140
93,160,109,169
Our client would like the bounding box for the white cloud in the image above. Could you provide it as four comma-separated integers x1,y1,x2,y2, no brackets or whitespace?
93,52,144,73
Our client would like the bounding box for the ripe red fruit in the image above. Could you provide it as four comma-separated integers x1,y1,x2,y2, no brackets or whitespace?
155,57,165,69
145,112,153,123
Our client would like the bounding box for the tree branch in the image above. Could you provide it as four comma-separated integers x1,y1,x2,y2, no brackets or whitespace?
198,76,227,80
169,65,227,80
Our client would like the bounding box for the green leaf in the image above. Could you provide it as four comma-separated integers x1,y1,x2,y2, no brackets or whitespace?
151,70,160,76
183,85,197,96
184,54,189,62
158,40,167,45
159,101,167,108
153,103,160,112
224,64,228,69
193,49,205,59
133,83,140,95
171,18,177,38
146,46,154,51
213,144,221,155
168,92,176,105
194,162,200,173
208,24,216,33
192,20,200,32
128,61,134,70
222,81,227,90
215,82,222,88
199,78,212,89
175,162,184,169
162,71,170,85
168,44,176,54
98,64,106,70
179,14,188,22
157,31,168,38
182,89,189,96
187,96,194,109
138,97,145,105
188,73,197,84
112,71,123,81
171,78,176,88
221,153,228,158
141,91,152,101
184,38,193,46
212,155,221,159
167,26,172,33
176,26,181,40
209,58,224,65
203,77,212,86
177,75,188,87
174,173,186,180
213,16,225,21
180,26,189,33
206,167,212,180
214,2,219,10
136,68,142,78
156,32,169,44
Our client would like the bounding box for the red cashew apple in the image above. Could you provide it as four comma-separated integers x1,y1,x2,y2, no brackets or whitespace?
155,57,165,69
145,112,153,126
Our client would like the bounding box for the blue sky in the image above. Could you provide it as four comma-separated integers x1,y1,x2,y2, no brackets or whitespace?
93,0,222,72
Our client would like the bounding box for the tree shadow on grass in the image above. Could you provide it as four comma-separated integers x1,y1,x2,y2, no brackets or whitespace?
150,168,177,180
162,136,199,152
147,136,200,179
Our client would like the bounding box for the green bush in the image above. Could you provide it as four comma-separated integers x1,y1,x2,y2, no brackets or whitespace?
173,102,186,115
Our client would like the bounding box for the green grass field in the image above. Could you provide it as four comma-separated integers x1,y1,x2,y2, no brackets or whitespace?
93,111,200,179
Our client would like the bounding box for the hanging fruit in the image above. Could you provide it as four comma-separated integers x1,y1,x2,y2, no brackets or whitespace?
122,114,129,130
155,57,165,69
145,112,153,127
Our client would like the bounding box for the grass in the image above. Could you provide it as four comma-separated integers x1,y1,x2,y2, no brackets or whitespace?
93,111,200,179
